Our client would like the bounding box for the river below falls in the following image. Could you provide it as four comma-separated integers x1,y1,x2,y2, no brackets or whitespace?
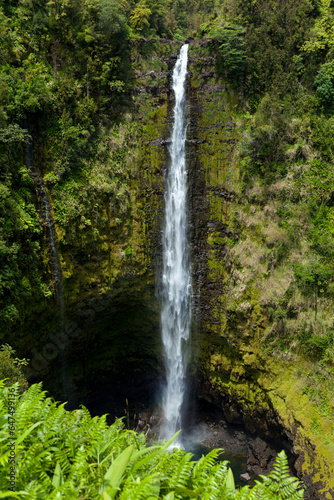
181,427,256,488
188,442,254,488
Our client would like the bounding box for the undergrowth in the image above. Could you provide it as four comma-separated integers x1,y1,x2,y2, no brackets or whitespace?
0,381,304,499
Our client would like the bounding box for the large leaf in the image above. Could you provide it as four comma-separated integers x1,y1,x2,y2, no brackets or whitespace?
52,462,63,488
103,444,134,498
163,493,175,500
225,467,235,492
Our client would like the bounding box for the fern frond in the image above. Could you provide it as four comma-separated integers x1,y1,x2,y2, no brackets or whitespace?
255,451,304,500
168,452,193,490
192,448,223,485
118,473,160,500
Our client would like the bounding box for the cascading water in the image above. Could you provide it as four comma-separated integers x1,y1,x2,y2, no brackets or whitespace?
24,128,64,317
25,127,72,404
161,44,191,441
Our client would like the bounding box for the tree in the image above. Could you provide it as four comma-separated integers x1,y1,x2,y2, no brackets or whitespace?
130,1,151,35
98,0,128,44
315,69,334,110
294,261,332,320
302,0,334,54
211,26,246,82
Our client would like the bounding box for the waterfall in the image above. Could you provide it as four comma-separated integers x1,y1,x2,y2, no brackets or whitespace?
24,128,64,316
161,44,191,441
40,183,65,317
25,127,72,403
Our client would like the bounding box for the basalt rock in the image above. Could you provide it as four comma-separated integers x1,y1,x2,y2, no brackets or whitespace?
16,37,334,499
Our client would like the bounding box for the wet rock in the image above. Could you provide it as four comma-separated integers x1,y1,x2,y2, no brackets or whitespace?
247,437,276,475
149,414,160,426
240,472,251,482
137,420,145,431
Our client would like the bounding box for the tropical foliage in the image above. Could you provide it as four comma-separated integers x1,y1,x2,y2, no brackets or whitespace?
0,382,303,499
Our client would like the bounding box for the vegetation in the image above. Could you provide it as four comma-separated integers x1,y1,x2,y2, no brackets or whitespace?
0,381,303,499
0,345,28,390
2,0,334,494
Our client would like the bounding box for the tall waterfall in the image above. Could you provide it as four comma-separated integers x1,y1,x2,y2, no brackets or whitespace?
161,44,191,440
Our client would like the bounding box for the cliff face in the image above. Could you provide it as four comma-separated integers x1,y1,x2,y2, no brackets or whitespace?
11,39,334,497
186,43,334,498
20,40,182,412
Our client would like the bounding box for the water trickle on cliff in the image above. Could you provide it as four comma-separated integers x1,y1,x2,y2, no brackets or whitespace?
161,44,191,441
24,128,64,318
25,126,72,403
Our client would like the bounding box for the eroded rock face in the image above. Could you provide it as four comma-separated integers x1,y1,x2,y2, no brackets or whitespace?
19,38,334,498
247,437,277,475
23,40,180,409
198,371,334,499
185,41,334,498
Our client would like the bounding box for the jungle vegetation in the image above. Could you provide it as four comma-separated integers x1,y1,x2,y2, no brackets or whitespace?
2,0,334,495
0,381,304,499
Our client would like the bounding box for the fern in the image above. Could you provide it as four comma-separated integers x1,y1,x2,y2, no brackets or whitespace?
118,474,161,500
255,450,304,499
168,452,193,489
192,448,225,487
0,381,305,500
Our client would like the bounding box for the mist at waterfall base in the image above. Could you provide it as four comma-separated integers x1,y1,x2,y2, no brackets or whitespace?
160,43,192,443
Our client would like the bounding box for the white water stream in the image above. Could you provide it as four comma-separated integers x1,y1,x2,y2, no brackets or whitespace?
161,44,192,441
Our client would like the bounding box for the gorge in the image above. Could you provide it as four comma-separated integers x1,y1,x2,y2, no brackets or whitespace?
2,0,334,497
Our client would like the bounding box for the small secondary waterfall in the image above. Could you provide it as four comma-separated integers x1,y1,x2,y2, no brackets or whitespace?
161,44,191,440
25,127,72,403
24,128,64,316
40,182,65,318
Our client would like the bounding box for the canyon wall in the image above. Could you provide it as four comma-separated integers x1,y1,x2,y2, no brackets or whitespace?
13,40,334,498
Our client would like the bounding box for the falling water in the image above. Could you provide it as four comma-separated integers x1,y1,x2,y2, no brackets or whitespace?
40,183,65,317
161,44,191,441
25,127,72,403
24,128,64,316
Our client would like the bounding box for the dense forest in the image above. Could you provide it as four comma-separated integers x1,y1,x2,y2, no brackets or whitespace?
2,0,334,497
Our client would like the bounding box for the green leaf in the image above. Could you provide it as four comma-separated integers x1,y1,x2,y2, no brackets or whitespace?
52,462,63,488
0,493,26,498
163,493,175,500
103,444,134,497
147,476,160,498
131,430,181,473
16,421,42,445
226,467,235,492
175,486,201,497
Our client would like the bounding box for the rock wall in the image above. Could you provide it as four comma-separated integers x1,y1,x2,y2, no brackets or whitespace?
16,38,334,497
21,40,183,411
186,41,334,499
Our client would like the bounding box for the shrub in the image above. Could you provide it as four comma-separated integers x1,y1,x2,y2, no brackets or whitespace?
0,345,28,390
315,69,334,110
